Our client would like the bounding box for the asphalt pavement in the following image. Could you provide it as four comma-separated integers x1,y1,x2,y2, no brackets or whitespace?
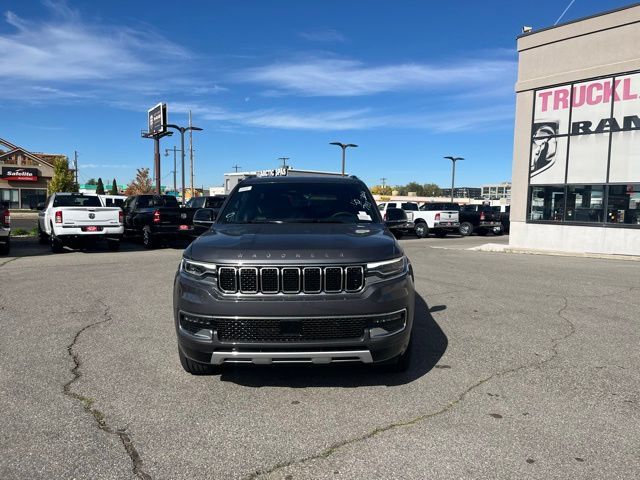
1,236,638,479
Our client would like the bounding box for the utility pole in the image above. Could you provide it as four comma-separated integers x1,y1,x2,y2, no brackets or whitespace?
380,177,387,188
73,151,79,188
278,157,289,168
232,164,242,172
165,146,180,194
189,110,194,199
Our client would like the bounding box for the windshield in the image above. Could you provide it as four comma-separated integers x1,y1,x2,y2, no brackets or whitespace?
219,182,380,224
53,195,102,207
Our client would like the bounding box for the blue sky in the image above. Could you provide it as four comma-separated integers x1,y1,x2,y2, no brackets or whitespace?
0,0,633,189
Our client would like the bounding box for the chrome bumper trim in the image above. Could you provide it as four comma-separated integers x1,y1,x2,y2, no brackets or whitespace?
211,350,374,365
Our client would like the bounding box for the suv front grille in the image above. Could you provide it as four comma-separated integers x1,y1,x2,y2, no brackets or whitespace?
216,317,367,342
217,266,364,294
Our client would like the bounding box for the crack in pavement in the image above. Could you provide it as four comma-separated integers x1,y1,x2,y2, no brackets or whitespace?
62,299,152,480
0,256,20,268
245,296,576,480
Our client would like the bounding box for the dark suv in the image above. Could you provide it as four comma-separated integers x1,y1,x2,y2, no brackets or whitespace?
174,176,415,374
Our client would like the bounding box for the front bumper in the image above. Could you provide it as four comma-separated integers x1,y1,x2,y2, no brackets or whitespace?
174,271,414,365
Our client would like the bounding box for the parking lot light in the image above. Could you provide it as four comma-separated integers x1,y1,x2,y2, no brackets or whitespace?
330,142,358,176
444,156,464,203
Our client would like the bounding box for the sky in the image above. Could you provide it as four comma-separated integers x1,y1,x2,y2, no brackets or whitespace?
0,0,635,189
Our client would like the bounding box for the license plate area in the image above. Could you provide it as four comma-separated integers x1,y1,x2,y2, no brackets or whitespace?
82,226,103,232
179,224,191,230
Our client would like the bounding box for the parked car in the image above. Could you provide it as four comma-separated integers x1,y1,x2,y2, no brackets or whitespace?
37,193,124,253
98,194,128,208
0,202,10,255
414,203,460,238
378,201,418,224
458,204,502,236
491,205,510,234
174,176,415,374
121,194,198,248
185,195,227,211
384,207,411,239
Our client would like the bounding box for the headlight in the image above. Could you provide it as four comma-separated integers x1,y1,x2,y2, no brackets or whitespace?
180,259,216,278
366,256,407,278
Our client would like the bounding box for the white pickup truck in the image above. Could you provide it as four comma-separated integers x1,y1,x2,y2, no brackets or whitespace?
37,193,124,253
378,201,459,238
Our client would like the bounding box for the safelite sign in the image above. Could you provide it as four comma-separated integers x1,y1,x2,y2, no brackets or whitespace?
1,167,39,182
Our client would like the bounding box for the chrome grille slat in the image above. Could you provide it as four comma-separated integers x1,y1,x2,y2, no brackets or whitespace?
216,265,363,294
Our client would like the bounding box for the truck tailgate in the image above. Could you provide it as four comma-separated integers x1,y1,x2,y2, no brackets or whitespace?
59,207,121,225
439,211,459,222
155,207,197,226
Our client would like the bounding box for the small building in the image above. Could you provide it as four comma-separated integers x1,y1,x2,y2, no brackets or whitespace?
0,137,63,209
511,4,640,256
482,182,512,201
223,166,344,194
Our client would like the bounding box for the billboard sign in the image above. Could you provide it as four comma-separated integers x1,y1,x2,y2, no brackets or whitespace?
148,103,167,135
256,167,289,178
1,167,39,182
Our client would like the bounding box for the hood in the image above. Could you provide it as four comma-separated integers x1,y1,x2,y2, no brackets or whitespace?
187,223,402,264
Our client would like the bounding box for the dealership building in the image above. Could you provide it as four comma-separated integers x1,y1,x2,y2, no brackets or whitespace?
510,4,640,256
0,138,62,209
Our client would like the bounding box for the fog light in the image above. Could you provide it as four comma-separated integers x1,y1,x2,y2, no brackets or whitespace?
368,311,406,338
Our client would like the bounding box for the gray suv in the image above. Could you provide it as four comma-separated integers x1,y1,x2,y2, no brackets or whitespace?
173,176,415,374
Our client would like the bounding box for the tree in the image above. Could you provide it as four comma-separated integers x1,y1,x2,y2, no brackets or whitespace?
48,156,77,194
370,185,392,195
405,182,424,196
422,183,442,197
394,185,408,196
86,178,97,185
96,177,105,195
110,178,119,195
124,168,154,195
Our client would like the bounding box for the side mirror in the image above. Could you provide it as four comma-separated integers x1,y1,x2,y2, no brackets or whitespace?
193,208,215,228
36,202,45,211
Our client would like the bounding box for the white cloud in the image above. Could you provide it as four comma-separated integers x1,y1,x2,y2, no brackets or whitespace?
239,56,516,97
298,29,345,42
0,1,210,102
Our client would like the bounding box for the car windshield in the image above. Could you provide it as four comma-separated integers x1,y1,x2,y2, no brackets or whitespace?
53,195,102,207
206,198,225,208
219,181,380,224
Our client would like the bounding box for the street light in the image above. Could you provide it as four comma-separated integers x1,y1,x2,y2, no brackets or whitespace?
444,156,464,203
330,142,358,176
166,123,203,205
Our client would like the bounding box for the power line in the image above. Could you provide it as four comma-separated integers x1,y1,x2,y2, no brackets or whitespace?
554,0,577,25
232,164,242,172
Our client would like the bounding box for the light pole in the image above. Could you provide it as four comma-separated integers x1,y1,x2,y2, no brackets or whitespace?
330,142,358,176
444,156,464,203
166,123,203,205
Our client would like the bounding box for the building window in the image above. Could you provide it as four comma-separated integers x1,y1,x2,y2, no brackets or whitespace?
20,188,47,210
529,185,565,221
0,188,19,209
607,184,640,225
565,185,605,223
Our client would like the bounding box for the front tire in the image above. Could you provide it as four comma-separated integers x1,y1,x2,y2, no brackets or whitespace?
38,223,48,244
414,221,429,238
178,348,220,375
459,222,473,236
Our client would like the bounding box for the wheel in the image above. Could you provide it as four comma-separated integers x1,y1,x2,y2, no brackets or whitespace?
0,238,9,255
178,348,220,375
493,226,503,236
459,222,473,236
142,227,156,249
414,221,429,238
393,230,403,239
107,239,121,251
434,230,447,238
38,223,48,244
379,339,412,373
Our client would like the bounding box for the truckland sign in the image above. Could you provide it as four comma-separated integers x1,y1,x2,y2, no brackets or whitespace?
148,103,167,135
1,167,39,182
530,72,640,185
